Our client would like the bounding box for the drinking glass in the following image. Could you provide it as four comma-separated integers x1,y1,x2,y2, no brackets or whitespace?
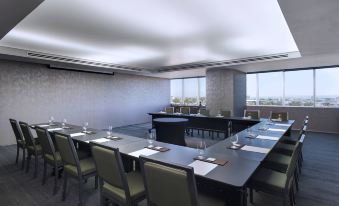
107,125,113,138
230,134,239,147
62,118,67,129
197,140,206,159
83,122,89,132
148,130,156,147
49,116,54,126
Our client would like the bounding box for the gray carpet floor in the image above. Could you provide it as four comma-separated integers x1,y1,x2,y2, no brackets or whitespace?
0,123,338,206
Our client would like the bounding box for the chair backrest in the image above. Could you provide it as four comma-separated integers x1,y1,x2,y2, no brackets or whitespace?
165,107,174,114
180,107,190,115
19,121,35,148
299,134,306,144
270,111,289,121
221,110,231,117
285,142,301,188
54,132,80,173
35,126,56,157
140,156,198,206
199,109,209,116
91,144,131,203
9,119,24,142
244,110,260,119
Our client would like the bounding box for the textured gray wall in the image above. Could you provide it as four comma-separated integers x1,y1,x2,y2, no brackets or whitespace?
206,68,246,116
247,106,339,134
0,60,170,145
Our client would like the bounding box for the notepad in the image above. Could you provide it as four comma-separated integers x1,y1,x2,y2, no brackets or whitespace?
268,128,286,132
37,124,49,127
274,123,290,127
70,132,85,137
241,145,270,154
47,128,63,131
188,160,218,176
128,148,159,157
256,135,279,141
91,138,111,143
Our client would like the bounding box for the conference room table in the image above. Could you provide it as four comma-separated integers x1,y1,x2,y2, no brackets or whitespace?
148,112,261,138
31,118,294,206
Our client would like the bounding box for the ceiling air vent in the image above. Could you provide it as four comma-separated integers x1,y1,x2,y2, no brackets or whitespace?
26,51,144,72
157,53,292,73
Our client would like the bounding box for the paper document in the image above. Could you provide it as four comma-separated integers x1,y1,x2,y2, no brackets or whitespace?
241,145,270,154
37,124,49,127
91,138,111,143
188,160,218,176
70,133,85,137
256,135,279,141
274,123,290,127
47,128,63,131
268,128,286,132
129,148,159,157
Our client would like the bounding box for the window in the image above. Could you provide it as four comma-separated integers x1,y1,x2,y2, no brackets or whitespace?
315,68,339,107
170,79,182,105
285,70,314,106
246,74,257,105
170,77,206,105
246,67,339,107
258,72,283,105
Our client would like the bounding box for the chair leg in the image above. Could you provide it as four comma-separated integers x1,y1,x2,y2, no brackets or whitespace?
78,178,84,206
16,145,19,164
62,173,68,201
53,166,58,195
34,154,38,178
100,194,105,206
42,160,47,185
250,188,254,204
21,148,26,170
95,175,98,189
26,154,31,173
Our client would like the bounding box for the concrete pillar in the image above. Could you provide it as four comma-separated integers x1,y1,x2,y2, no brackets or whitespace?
206,68,246,116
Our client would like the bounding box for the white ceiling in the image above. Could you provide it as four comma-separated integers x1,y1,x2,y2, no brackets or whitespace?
0,0,299,73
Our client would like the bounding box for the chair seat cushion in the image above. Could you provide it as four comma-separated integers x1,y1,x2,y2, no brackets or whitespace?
273,143,294,155
64,158,96,177
199,192,225,206
251,168,286,193
44,152,62,165
280,136,298,145
263,153,291,173
27,144,42,155
102,172,145,204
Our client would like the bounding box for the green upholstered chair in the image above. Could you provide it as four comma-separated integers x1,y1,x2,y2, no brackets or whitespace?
9,119,26,169
35,126,62,194
270,111,289,121
220,110,232,117
54,132,98,206
180,107,190,115
244,110,260,119
165,107,174,114
249,142,301,206
19,121,42,178
199,109,210,116
91,144,145,206
139,156,225,206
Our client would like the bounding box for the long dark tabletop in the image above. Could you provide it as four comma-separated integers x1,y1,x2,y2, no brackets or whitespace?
31,118,294,189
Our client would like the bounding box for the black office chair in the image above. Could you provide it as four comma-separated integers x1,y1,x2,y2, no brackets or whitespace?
91,144,146,206
139,156,225,206
9,119,26,169
19,121,42,178
54,132,98,206
35,126,63,195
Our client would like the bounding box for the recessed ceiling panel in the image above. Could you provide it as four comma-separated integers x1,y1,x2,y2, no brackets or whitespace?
0,0,299,70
